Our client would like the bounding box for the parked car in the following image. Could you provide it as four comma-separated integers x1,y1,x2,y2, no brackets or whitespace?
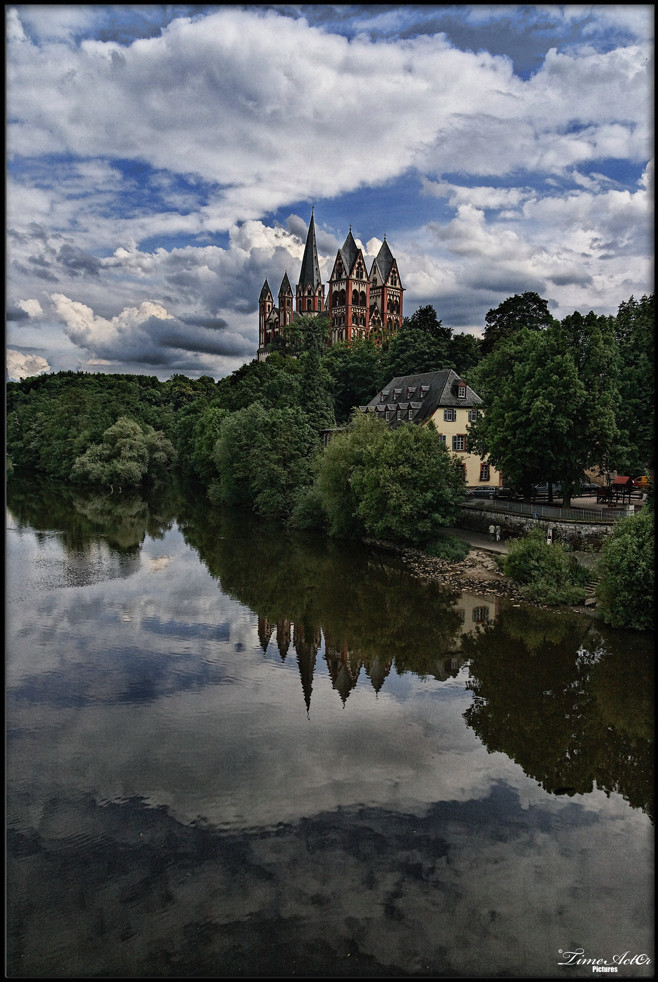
469,486,499,498
532,483,562,497
632,475,651,490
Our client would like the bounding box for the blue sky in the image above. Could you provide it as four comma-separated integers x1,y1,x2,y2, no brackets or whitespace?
6,4,654,381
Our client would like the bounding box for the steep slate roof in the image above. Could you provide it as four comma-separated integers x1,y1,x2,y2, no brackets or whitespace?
260,279,273,300
360,369,482,427
298,211,323,290
372,238,396,283
339,228,359,275
279,272,293,296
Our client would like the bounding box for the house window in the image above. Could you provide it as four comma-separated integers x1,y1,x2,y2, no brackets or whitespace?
438,433,446,444
472,606,490,623
480,463,490,481
458,384,466,398
452,434,466,451
444,409,456,422
468,409,479,422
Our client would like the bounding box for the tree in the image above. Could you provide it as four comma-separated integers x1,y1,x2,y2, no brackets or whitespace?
612,294,654,476
481,292,554,356
595,509,654,631
71,416,176,490
322,338,383,424
211,403,317,520
448,332,482,375
311,412,465,545
469,325,620,503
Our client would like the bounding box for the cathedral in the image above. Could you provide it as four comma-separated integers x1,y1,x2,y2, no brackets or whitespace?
257,211,404,360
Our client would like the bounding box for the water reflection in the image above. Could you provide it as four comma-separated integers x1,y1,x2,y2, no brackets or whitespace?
462,609,654,819
5,477,655,977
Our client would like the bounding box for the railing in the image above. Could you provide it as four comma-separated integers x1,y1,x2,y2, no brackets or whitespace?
461,498,636,524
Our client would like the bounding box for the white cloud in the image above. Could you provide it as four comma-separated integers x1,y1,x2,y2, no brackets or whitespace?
6,348,50,380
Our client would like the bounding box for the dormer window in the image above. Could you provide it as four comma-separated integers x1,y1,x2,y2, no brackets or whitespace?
393,388,402,400
419,386,429,397
458,383,466,398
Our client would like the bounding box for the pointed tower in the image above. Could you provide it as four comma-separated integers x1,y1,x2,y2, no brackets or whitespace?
296,210,325,315
258,279,274,361
278,272,294,329
327,227,369,345
369,237,404,339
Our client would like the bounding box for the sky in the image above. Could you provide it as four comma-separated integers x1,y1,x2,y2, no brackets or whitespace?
5,4,654,382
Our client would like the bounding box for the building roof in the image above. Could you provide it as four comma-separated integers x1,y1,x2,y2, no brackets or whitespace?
298,211,323,291
372,238,396,284
279,272,292,296
260,279,273,301
339,228,359,275
359,369,482,426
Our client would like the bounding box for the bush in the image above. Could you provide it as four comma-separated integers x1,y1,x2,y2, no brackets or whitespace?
312,413,466,545
502,528,590,605
595,510,654,631
425,533,471,562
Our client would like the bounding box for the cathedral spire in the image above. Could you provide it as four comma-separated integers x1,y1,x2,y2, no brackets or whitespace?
298,211,322,292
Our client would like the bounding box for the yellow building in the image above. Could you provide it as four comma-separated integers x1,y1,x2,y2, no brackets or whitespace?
360,368,503,489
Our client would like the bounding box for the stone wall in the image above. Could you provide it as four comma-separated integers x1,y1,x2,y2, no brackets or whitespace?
458,506,617,550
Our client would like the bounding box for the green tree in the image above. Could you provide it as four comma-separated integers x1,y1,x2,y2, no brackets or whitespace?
612,294,654,476
480,291,554,356
595,509,654,631
311,412,465,545
469,320,620,504
71,416,176,490
321,338,383,424
447,331,482,375
211,403,317,520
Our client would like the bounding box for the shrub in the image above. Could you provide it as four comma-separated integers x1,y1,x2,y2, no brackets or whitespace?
595,509,654,631
502,528,590,605
425,533,471,562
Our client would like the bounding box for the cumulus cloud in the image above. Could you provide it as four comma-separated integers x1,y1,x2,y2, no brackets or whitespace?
5,5,653,372
49,293,253,371
6,348,50,380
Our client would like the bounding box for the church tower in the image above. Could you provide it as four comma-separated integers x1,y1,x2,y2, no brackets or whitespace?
258,279,274,361
296,210,325,315
278,272,294,328
327,227,369,344
369,237,404,338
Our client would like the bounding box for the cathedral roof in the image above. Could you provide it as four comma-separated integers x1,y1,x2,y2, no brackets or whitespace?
260,279,273,300
298,212,323,291
373,238,396,283
339,229,359,275
279,272,293,296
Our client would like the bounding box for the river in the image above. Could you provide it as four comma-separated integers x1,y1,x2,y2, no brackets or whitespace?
5,474,654,978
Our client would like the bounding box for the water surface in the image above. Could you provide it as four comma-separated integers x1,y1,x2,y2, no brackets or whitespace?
5,477,654,977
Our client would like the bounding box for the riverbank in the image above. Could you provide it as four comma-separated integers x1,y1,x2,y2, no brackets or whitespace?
369,531,601,616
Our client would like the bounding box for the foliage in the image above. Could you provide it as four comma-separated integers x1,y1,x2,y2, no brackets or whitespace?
595,509,654,631
210,403,318,520
468,319,621,501
612,294,654,476
502,528,590,605
70,416,177,490
424,532,471,562
321,338,384,423
480,291,554,356
311,412,465,545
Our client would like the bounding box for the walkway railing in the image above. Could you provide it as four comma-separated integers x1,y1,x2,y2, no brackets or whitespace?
461,498,636,524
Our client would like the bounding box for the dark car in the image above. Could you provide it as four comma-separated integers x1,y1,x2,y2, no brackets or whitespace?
532,483,562,497
469,486,499,498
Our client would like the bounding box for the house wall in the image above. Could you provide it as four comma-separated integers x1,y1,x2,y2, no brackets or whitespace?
428,407,503,487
